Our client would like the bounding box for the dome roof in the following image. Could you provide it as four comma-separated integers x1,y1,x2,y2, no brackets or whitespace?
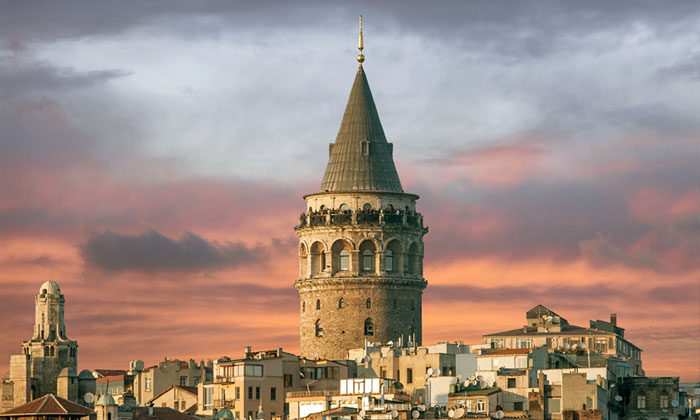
79,369,94,379
215,408,234,419
39,280,61,296
97,393,117,406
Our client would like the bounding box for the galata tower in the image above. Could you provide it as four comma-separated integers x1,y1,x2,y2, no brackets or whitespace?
295,18,428,360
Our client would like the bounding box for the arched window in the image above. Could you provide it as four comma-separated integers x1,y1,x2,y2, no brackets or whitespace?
364,318,374,336
315,320,324,337
363,203,372,210
339,250,350,271
366,298,371,309
302,302,305,312
316,299,321,310
659,391,669,409
338,298,345,309
362,250,373,271
385,250,394,272
299,243,308,278
339,203,349,211
44,346,49,357
637,392,646,409
310,242,326,276
361,141,369,156
385,240,403,274
50,347,54,357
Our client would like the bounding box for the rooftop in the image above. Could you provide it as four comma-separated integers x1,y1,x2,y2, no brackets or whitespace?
1,394,93,417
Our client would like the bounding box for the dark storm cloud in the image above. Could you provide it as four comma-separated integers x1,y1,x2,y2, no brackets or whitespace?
2,1,698,58
80,229,266,272
0,61,130,98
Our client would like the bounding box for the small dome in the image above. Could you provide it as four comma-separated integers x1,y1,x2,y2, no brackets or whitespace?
215,408,234,419
40,280,61,295
79,369,94,379
97,393,117,406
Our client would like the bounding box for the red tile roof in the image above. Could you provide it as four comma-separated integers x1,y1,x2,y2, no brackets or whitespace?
1,394,93,416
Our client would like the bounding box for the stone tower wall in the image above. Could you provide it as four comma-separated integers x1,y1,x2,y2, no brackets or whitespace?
295,192,427,360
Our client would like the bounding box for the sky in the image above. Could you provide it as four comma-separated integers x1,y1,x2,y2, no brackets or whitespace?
0,0,698,380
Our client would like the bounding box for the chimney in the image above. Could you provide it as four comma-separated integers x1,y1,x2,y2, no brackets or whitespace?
610,314,617,326
148,405,154,417
277,348,283,357
245,346,252,354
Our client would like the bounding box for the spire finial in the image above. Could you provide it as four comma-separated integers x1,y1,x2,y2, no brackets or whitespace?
357,15,365,64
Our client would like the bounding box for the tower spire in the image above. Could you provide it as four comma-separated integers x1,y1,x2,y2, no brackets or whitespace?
357,15,365,64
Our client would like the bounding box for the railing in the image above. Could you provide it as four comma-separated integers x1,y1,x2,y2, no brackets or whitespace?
297,210,423,229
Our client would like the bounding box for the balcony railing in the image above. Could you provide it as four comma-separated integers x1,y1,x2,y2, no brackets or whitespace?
297,210,423,229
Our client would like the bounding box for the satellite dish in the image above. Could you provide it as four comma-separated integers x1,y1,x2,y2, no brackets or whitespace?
571,344,578,350
455,408,465,418
448,409,455,418
419,405,427,412
411,411,420,419
84,393,95,404
471,380,478,386
476,376,483,381
671,400,679,408
391,410,399,418
579,343,587,350
388,341,394,346
468,375,475,381
563,343,570,350
479,380,487,388
493,410,504,419
359,410,366,418
427,368,434,376
615,396,623,402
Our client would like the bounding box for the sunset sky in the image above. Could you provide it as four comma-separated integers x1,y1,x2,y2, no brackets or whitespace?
1,1,698,380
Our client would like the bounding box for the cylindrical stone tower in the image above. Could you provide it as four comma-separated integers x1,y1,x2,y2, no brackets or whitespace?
295,33,428,360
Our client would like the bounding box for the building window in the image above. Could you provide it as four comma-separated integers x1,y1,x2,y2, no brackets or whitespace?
363,203,372,210
362,249,373,271
339,249,350,271
366,298,371,309
364,318,374,336
407,368,413,384
284,374,293,387
271,387,277,401
361,141,369,156
508,378,516,388
516,338,532,349
492,339,504,349
316,299,321,309
180,376,187,386
145,378,152,391
236,387,241,400
302,302,305,312
255,387,260,400
659,392,669,409
315,320,324,337
514,402,523,411
637,393,646,409
174,402,179,410
204,387,213,410
338,298,344,309
248,386,253,400
476,399,485,412
385,250,394,272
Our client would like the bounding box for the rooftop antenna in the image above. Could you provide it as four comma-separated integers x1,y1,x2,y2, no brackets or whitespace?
357,16,365,64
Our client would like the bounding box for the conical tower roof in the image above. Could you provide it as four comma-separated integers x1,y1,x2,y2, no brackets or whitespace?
319,65,403,193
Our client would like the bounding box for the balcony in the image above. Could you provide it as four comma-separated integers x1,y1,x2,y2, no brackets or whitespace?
297,209,424,229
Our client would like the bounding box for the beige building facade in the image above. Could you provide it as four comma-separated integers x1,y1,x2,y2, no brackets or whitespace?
295,33,428,361
131,358,211,405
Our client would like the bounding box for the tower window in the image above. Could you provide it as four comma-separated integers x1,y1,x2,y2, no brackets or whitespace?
363,203,372,210
362,249,373,271
364,318,374,336
339,203,349,211
339,249,350,271
316,299,321,310
361,141,369,156
366,298,371,309
315,320,324,337
385,250,394,272
338,298,345,309
302,302,305,312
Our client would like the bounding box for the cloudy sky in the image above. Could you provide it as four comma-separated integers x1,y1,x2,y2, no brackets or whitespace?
1,1,698,380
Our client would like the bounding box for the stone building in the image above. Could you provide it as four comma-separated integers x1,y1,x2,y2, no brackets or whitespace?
294,19,428,361
2,281,94,411
614,377,681,420
482,305,643,375
197,347,354,420
131,358,211,405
